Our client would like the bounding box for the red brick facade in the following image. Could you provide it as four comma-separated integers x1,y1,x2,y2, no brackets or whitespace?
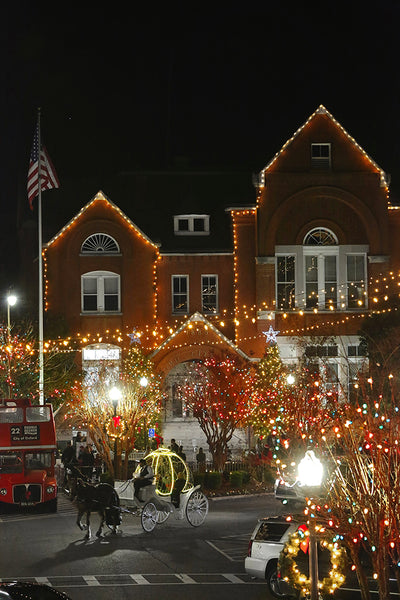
44,105,400,456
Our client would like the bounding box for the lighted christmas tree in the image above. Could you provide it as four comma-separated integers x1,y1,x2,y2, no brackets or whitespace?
252,342,291,440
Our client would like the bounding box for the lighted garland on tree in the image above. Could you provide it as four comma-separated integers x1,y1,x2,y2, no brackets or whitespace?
279,528,348,598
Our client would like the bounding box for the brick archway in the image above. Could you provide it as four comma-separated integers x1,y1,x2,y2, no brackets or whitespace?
154,344,228,378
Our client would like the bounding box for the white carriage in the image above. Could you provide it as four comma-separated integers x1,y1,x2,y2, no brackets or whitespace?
115,447,209,532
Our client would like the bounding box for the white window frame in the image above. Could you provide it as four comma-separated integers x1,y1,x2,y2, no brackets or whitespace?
276,255,296,310
304,247,338,310
173,214,210,236
172,275,189,314
346,254,367,309
275,244,368,311
311,143,331,168
201,274,219,314
81,233,120,254
81,271,121,313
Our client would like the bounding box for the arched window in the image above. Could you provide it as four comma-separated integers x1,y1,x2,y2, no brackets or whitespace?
303,228,338,246
81,233,119,254
81,271,120,313
276,226,367,312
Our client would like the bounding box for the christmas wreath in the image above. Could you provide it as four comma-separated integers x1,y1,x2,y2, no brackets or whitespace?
106,415,129,439
278,526,348,598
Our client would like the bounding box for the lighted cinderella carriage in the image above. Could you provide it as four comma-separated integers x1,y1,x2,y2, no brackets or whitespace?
115,447,209,532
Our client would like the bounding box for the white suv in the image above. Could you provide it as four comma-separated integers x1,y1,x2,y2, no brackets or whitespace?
245,515,299,598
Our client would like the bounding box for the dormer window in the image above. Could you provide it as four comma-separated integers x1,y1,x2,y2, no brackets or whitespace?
81,233,120,254
174,215,210,236
311,143,331,168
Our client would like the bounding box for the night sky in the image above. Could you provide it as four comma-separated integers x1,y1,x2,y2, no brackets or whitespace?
2,2,400,284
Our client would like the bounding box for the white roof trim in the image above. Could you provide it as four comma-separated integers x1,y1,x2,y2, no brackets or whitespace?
45,191,160,249
150,311,250,360
257,105,388,189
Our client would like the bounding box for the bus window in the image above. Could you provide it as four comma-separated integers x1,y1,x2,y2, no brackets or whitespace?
26,407,50,422
25,452,52,471
0,408,23,423
0,451,23,473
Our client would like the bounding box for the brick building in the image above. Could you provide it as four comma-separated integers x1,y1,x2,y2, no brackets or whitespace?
42,105,399,458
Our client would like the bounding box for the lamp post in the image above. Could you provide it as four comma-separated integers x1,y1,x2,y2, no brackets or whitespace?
297,449,324,600
6,294,17,397
6,294,17,340
139,376,149,448
109,386,122,479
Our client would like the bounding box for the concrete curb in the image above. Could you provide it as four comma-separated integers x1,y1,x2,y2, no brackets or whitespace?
209,492,273,501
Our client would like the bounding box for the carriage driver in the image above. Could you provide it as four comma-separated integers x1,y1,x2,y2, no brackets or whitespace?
133,458,154,501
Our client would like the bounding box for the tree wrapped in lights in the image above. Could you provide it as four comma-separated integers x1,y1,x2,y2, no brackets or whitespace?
0,323,78,406
181,355,257,470
68,345,164,479
272,340,400,600
318,396,400,600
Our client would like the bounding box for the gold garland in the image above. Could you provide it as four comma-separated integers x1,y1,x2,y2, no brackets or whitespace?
278,528,347,598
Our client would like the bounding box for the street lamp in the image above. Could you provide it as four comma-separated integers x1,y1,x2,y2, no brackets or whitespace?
6,294,17,340
297,450,324,600
139,376,149,448
109,386,122,479
6,294,17,397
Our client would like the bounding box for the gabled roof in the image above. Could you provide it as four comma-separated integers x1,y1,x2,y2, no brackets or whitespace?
45,190,160,250
150,311,251,360
40,169,253,254
255,105,389,189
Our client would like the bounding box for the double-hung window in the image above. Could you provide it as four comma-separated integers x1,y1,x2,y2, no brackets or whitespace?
201,275,218,314
304,229,338,310
347,255,366,308
82,271,120,313
305,254,337,309
172,275,189,314
275,229,367,312
276,256,295,309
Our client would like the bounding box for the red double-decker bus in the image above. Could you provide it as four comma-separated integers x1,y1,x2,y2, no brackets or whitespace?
0,399,57,511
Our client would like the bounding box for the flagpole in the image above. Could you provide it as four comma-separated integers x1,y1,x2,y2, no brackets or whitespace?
37,108,44,406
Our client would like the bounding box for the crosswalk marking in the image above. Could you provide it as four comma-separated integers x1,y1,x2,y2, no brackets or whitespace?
222,573,245,583
130,574,150,585
0,574,262,588
176,574,197,584
83,576,100,586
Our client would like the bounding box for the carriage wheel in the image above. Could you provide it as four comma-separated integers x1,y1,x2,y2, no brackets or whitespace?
156,509,170,524
185,489,209,527
141,502,158,532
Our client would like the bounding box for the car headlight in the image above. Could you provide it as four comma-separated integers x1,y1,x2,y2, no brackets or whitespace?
0,488,7,495
46,486,55,494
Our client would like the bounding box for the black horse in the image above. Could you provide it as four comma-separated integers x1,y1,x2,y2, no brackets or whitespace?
72,479,121,539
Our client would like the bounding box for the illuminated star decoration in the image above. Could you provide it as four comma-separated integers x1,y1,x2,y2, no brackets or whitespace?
262,325,280,345
128,329,141,345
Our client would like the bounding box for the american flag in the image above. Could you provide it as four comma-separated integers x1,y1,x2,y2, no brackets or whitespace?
27,121,60,210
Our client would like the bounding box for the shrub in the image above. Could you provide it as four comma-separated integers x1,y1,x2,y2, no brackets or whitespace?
205,471,222,490
194,472,205,487
239,470,251,485
229,470,243,488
